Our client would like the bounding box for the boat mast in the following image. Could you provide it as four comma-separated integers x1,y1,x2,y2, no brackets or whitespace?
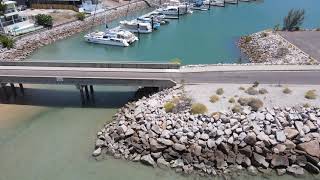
90,0,99,32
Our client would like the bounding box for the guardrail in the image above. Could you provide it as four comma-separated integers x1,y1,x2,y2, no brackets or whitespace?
0,61,180,69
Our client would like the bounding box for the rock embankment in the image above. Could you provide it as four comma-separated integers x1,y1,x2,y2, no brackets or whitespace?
93,86,320,177
0,0,156,60
238,30,318,65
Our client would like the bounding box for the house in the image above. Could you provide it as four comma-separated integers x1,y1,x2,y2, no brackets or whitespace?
0,0,40,35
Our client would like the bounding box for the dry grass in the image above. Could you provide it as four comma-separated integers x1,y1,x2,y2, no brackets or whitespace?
305,90,317,99
164,102,175,113
210,95,220,103
259,88,268,94
303,103,311,108
252,81,259,88
283,87,292,94
232,104,243,113
228,97,236,103
245,87,259,95
238,97,250,106
216,88,224,95
239,86,245,91
191,103,208,114
248,98,264,111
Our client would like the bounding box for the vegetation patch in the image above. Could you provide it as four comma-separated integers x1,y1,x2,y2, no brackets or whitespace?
259,88,268,94
76,12,86,21
239,86,245,91
245,87,259,95
252,81,259,88
261,32,268,38
283,8,305,31
283,87,292,94
238,97,250,106
228,97,235,103
216,88,224,95
243,36,252,43
248,98,264,111
164,102,175,113
303,103,311,108
35,14,53,28
232,104,243,113
305,90,317,99
191,103,208,114
210,95,220,103
0,35,15,49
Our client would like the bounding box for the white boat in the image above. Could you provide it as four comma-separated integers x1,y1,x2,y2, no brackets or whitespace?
119,20,152,33
84,29,138,47
203,0,225,6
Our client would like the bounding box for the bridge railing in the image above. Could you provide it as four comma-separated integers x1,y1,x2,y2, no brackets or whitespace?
0,61,180,69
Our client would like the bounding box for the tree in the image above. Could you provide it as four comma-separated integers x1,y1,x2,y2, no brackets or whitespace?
35,14,53,28
0,35,15,49
283,9,305,31
0,0,7,16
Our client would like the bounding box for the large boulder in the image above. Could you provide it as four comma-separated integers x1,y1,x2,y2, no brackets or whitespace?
271,155,289,168
252,152,269,168
297,140,320,158
141,154,156,167
284,127,299,139
244,132,257,145
287,165,304,176
173,143,186,151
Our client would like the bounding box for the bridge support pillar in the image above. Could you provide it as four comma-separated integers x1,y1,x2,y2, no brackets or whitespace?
1,83,9,100
79,85,85,106
84,85,90,101
19,83,24,96
89,85,95,103
10,83,17,98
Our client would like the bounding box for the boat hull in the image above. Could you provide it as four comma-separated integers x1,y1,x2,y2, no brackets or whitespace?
84,35,138,47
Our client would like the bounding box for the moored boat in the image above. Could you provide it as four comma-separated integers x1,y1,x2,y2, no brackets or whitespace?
84,29,138,47
120,20,153,33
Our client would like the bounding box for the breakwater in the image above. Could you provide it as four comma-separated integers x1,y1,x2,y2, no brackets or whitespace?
0,0,162,61
93,86,320,177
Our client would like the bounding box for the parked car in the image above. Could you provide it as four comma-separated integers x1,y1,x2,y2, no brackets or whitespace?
17,5,27,11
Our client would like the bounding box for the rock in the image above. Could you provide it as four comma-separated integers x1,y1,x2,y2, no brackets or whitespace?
151,125,162,135
200,133,209,140
187,132,194,138
160,130,171,139
125,128,135,136
271,155,289,168
207,139,216,148
140,154,156,167
276,168,286,176
309,113,318,121
95,139,105,147
157,138,174,146
284,127,299,139
149,138,166,152
244,132,257,145
287,165,304,176
151,152,162,159
173,143,186,151
239,146,252,157
276,131,286,142
297,140,320,158
253,152,269,168
157,156,170,169
247,166,258,175
256,113,265,121
295,121,305,137
305,162,320,174
171,159,184,168
236,153,251,167
92,148,102,156
117,124,128,134
266,113,274,121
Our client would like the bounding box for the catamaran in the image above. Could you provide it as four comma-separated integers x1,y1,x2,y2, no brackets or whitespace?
84,29,138,47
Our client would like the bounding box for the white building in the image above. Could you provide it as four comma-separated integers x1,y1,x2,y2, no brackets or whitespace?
0,0,40,35
79,0,105,15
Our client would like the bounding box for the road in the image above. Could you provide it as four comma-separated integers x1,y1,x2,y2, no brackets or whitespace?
0,65,320,86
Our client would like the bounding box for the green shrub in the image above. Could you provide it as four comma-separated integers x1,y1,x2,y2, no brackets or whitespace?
232,104,243,113
273,24,281,31
261,32,268,38
76,12,86,21
216,88,224,95
283,87,292,94
252,81,259,88
0,35,15,49
35,14,53,27
164,101,175,113
305,90,317,99
209,95,219,103
245,87,259,95
259,88,268,94
303,103,310,108
191,103,208,114
244,36,252,43
248,98,264,111
170,58,182,65
228,97,235,103
239,86,245,90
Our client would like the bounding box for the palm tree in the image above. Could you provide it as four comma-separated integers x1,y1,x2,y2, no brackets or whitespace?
283,9,305,31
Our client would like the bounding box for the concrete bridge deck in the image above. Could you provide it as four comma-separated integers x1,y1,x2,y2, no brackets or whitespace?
1,62,320,105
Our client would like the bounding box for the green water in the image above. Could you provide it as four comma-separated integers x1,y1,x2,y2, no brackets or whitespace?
28,0,320,64
2,0,320,179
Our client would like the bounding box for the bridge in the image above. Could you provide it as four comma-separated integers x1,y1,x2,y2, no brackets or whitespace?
1,61,320,105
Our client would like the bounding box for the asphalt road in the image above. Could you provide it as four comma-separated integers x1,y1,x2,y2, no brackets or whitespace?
279,31,320,62
1,66,320,85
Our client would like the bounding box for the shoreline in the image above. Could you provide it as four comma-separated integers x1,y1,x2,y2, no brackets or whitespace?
93,85,320,177
238,30,319,65
0,0,159,61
